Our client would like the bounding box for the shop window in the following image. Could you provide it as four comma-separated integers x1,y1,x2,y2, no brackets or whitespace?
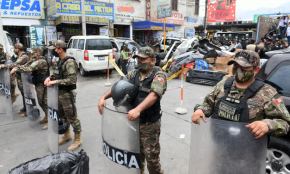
86,39,112,50
172,0,178,11
68,39,73,48
78,39,85,50
73,39,78,49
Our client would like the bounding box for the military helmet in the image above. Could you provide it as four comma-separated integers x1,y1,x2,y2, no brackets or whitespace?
111,77,138,107
32,46,43,54
0,43,3,49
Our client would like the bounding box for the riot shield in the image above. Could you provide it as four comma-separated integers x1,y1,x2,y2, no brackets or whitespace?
102,107,141,174
4,68,13,119
189,118,267,174
21,72,40,129
47,84,59,154
47,49,52,66
0,70,5,113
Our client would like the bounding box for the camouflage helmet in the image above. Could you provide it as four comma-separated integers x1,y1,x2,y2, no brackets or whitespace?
228,50,260,68
48,40,66,50
133,46,155,59
15,43,24,50
0,43,3,49
31,46,43,54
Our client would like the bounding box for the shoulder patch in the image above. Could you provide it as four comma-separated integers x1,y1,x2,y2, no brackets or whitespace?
154,77,164,82
275,98,283,104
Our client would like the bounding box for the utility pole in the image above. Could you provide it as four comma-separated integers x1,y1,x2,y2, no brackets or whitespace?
81,0,86,36
204,0,208,36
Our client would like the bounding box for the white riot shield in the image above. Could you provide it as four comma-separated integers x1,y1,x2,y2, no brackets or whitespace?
47,49,52,66
189,118,267,174
0,70,5,113
4,68,13,119
102,107,141,174
21,72,40,129
47,84,59,154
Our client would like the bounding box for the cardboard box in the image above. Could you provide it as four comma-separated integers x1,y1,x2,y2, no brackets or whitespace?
206,58,215,64
178,68,189,80
235,49,243,55
209,67,216,70
215,57,234,73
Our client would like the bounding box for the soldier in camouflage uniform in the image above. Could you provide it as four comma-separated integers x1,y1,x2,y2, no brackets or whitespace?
10,47,49,128
0,43,29,116
0,43,19,106
45,40,82,151
99,47,166,174
192,50,290,138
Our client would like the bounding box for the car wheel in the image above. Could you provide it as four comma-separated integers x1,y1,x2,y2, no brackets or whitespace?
79,64,88,76
266,136,290,174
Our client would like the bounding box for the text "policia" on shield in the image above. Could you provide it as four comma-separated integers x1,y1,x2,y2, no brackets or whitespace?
103,139,141,169
48,107,58,121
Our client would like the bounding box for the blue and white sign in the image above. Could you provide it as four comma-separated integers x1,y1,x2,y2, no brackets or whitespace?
0,0,45,19
157,0,171,19
55,0,114,21
29,26,45,47
185,28,195,37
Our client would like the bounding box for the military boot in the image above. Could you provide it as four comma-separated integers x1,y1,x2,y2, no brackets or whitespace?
17,107,26,114
141,167,145,174
21,113,27,117
43,124,48,130
68,133,82,151
59,128,72,145
39,114,48,124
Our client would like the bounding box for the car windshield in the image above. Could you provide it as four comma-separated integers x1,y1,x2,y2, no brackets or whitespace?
117,41,141,51
85,39,112,50
266,62,290,97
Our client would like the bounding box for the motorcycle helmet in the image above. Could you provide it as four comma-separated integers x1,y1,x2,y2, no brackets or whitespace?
59,118,69,134
111,77,138,107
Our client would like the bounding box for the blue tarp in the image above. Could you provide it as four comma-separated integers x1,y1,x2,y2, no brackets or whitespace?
133,21,175,31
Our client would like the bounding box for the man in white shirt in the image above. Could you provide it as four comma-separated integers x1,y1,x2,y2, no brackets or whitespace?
280,15,289,39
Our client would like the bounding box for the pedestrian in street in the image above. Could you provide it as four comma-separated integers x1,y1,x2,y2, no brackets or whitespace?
285,23,290,45
246,39,256,52
0,43,29,116
44,40,82,151
0,43,19,106
279,15,289,39
10,47,50,129
120,44,132,75
259,42,271,59
192,50,290,139
98,47,166,174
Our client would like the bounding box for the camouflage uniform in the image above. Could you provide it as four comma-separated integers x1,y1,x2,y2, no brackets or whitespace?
126,47,167,174
14,47,48,115
195,50,290,136
50,40,81,134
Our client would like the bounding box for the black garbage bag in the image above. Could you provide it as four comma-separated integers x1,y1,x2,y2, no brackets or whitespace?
9,150,89,174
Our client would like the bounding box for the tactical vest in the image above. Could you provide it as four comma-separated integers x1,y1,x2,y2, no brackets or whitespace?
31,57,50,85
132,67,161,123
0,53,6,64
211,77,265,123
51,56,76,91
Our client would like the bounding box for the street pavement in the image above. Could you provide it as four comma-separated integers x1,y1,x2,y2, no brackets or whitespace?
0,69,213,174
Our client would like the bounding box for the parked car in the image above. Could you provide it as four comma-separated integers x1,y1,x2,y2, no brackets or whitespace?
159,37,184,53
265,48,290,59
1,30,15,58
66,36,114,76
255,54,290,174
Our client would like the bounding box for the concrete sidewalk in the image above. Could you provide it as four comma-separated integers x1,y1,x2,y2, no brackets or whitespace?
0,70,213,174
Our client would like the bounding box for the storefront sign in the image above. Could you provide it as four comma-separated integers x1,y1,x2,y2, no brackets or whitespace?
185,28,195,37
45,26,57,44
29,26,45,47
55,15,80,25
47,0,57,16
146,0,151,21
55,0,114,21
85,16,109,25
253,14,269,23
114,1,146,22
157,0,171,19
207,0,236,22
100,28,108,36
151,11,185,25
0,0,45,19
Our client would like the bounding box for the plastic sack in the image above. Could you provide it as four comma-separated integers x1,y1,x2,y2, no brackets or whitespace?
9,150,89,174
195,60,209,70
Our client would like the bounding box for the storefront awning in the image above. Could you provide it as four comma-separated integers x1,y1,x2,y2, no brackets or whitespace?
56,16,80,25
133,21,175,31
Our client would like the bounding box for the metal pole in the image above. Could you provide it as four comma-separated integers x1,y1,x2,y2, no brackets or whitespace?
81,0,86,36
164,18,166,52
204,0,208,35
